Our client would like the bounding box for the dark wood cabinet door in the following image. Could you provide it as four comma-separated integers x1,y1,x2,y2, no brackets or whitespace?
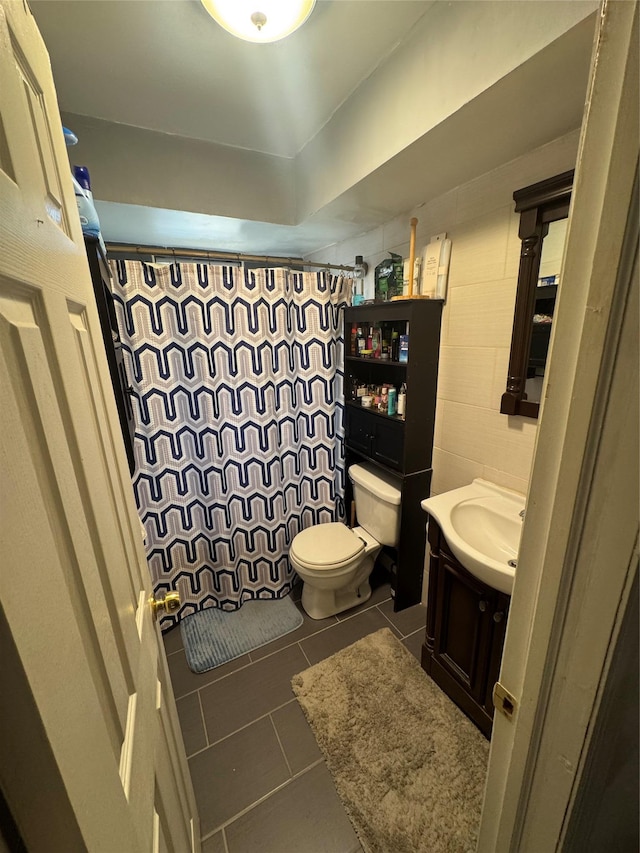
433,554,495,702
345,404,373,457
483,594,510,717
371,417,404,471
345,405,405,472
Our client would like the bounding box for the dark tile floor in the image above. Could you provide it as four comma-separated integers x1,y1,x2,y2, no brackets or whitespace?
163,571,427,853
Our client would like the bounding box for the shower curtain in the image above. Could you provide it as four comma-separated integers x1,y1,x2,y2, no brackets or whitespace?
111,260,349,630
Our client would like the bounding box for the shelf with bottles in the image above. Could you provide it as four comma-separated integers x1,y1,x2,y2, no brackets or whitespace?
344,400,405,423
347,319,409,363
344,377,407,420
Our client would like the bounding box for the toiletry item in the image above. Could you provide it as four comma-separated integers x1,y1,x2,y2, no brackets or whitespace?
361,395,373,408
379,387,388,412
71,164,106,252
388,388,397,416
350,323,357,355
374,252,404,301
356,326,365,355
71,173,104,246
398,334,409,363
371,325,380,358
391,330,399,361
63,126,78,146
352,255,368,306
435,238,452,301
398,383,407,418
73,165,92,194
356,385,367,398
347,374,358,401
366,327,373,350
354,255,368,278
381,334,389,359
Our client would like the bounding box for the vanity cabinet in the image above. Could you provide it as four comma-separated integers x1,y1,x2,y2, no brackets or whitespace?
421,517,510,738
343,299,442,611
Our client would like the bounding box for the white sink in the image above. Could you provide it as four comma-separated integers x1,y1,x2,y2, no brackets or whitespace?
421,479,525,595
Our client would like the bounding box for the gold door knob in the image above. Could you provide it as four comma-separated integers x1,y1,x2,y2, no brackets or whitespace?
150,591,180,621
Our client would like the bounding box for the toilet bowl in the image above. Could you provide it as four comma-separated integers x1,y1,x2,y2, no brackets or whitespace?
289,523,382,619
289,463,402,619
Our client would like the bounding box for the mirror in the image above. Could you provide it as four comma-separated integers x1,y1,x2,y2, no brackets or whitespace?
501,170,574,419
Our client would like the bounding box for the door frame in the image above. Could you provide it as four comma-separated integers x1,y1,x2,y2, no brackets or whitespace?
478,1,639,849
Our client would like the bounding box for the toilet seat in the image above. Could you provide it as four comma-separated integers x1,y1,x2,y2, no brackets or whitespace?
290,522,364,571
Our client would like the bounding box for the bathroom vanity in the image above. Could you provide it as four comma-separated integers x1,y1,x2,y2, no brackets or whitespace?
343,299,443,611
421,516,511,738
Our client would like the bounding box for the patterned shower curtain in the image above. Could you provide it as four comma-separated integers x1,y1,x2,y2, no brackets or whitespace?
110,260,349,630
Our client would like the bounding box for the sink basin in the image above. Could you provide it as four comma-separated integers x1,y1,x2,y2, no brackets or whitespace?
421,479,525,594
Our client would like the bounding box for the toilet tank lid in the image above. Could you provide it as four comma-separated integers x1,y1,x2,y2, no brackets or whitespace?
349,463,402,505
291,523,364,567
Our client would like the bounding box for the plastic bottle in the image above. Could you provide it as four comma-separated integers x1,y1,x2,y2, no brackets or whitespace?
350,323,357,355
71,165,104,250
398,383,407,419
390,330,399,361
71,175,99,236
352,255,368,305
388,387,397,416
371,325,381,358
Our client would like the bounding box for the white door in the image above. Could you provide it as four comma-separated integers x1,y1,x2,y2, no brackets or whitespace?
478,0,638,849
0,2,198,850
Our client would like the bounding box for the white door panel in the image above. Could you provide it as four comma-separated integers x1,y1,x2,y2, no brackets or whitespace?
0,2,198,850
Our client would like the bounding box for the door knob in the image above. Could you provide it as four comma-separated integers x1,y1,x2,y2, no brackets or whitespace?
150,591,180,621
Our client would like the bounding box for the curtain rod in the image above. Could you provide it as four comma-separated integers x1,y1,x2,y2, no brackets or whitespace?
105,242,355,272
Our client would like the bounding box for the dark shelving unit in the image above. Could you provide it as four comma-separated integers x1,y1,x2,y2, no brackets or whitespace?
84,236,136,475
343,299,443,611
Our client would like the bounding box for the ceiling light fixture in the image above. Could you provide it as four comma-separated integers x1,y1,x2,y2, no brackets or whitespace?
200,0,316,44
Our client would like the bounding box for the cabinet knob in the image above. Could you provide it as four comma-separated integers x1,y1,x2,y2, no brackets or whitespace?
478,600,488,612
493,611,504,623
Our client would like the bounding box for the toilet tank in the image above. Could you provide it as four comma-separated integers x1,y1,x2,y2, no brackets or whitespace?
348,462,402,546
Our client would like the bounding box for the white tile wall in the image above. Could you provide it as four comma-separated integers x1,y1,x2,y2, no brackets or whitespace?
307,131,580,498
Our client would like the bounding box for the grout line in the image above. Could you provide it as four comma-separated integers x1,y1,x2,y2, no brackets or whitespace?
172,592,401,702
197,689,208,748
336,594,392,624
269,712,292,777
375,604,402,636
164,645,185,659
186,697,300,757
299,640,312,667
211,758,326,836
171,614,349,701
221,826,229,853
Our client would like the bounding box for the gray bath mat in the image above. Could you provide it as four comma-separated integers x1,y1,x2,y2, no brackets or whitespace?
180,596,303,673
292,628,489,853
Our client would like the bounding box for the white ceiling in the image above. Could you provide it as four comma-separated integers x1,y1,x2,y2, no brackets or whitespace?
32,0,433,159
30,0,596,258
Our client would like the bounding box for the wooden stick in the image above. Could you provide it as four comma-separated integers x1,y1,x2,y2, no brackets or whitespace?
407,218,418,297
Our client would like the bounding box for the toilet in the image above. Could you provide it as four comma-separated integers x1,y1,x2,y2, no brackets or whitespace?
289,462,402,619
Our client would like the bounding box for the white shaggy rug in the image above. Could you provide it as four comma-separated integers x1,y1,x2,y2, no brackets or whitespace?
292,628,490,853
